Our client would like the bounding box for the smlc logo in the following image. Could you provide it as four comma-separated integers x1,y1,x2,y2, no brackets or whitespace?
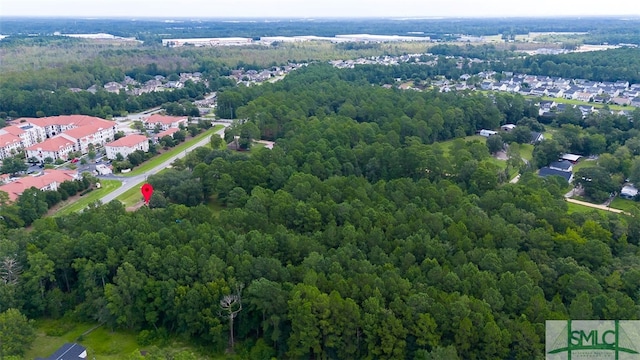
546,320,640,360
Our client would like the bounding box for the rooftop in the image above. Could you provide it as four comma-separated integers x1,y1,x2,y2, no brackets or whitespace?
145,114,188,125
0,133,22,147
106,134,148,147
26,136,74,152
0,169,78,201
62,124,109,140
24,115,112,128
156,127,180,138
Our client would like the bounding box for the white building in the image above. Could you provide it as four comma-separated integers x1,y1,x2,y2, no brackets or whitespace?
0,122,47,159
0,133,23,159
105,134,149,160
25,136,75,163
143,114,188,131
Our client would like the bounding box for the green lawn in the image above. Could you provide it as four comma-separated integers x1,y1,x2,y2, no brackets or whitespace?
438,135,486,153
54,180,121,216
566,202,608,215
26,320,138,360
249,141,267,151
520,144,534,161
572,159,598,172
527,95,635,112
121,126,223,177
27,319,211,360
116,180,146,207
609,198,640,212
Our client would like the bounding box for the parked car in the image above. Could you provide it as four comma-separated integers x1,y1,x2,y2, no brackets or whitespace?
71,158,79,163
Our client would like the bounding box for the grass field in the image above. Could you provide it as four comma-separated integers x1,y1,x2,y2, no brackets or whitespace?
572,159,598,172
529,95,635,112
26,319,216,360
116,180,146,207
26,320,139,360
609,198,640,212
519,144,534,161
121,126,223,177
54,180,121,216
438,135,487,152
566,202,608,215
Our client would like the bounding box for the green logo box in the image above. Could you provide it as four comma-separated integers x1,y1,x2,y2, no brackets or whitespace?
546,320,640,360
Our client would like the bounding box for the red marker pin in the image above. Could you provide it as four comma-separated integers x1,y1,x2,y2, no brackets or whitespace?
141,183,154,204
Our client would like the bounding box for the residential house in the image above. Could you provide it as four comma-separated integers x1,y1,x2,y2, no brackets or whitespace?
538,167,573,183
549,160,573,172
547,88,564,98
104,82,124,93
620,185,639,200
632,97,640,108
561,154,582,164
479,129,498,137
577,105,596,117
36,342,87,360
0,169,80,201
611,97,632,106
143,114,188,131
573,92,594,102
26,136,75,163
530,132,545,144
105,134,150,160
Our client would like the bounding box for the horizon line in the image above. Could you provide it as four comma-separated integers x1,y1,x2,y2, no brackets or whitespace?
2,15,640,20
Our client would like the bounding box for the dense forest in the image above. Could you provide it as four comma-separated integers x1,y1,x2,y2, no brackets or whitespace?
1,63,639,359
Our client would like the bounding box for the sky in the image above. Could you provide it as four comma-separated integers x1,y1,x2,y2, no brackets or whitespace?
2,0,640,18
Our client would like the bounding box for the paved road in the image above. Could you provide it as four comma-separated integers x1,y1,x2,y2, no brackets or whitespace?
98,125,228,205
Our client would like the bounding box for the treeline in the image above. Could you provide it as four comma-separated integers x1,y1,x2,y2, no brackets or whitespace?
0,80,223,119
2,63,639,358
496,47,640,83
428,44,516,60
3,17,638,44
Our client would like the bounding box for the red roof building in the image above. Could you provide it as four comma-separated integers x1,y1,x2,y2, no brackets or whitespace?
105,134,150,160
0,169,79,201
25,137,75,163
143,114,188,131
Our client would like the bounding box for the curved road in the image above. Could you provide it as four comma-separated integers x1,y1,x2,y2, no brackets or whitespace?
98,124,228,204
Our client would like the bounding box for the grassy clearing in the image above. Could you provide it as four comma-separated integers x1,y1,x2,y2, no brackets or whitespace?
26,320,140,360
249,142,267,151
438,135,486,153
27,319,213,360
528,95,635,112
121,126,223,177
566,202,608,214
519,144,534,161
116,181,146,207
572,159,598,172
54,180,121,216
609,198,640,212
